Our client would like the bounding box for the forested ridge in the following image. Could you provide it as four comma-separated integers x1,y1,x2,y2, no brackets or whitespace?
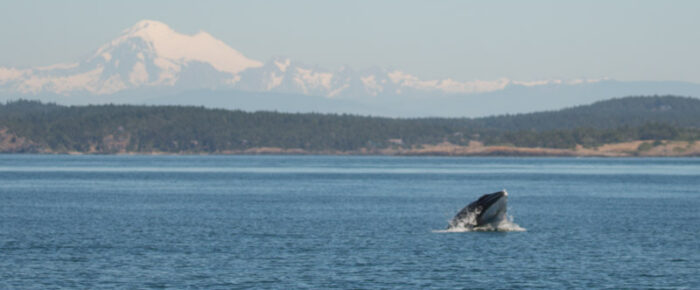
0,95,698,153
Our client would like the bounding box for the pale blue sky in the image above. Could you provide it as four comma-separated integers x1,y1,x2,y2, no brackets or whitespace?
1,0,699,82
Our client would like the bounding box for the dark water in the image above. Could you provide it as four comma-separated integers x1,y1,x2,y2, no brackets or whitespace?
1,155,699,288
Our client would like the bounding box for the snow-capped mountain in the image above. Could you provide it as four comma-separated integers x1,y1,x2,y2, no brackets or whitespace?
1,20,699,117
0,20,263,96
0,20,605,99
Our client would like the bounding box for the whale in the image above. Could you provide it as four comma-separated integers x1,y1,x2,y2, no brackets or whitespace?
448,190,508,229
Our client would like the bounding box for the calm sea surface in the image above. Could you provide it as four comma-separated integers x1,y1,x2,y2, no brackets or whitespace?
1,155,699,288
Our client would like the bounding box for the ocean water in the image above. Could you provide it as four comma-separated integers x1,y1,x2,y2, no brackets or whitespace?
1,155,698,288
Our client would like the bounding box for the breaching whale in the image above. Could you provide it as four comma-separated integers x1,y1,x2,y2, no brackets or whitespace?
448,190,508,229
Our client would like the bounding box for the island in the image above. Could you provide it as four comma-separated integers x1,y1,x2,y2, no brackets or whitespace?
1,96,699,157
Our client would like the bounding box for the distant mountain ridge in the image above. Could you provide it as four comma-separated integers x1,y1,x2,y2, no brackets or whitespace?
0,20,603,98
0,20,532,97
1,20,700,117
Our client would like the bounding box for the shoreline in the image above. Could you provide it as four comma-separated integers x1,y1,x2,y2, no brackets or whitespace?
2,140,698,157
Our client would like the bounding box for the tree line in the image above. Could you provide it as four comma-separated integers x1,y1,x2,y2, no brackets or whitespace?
1,96,698,153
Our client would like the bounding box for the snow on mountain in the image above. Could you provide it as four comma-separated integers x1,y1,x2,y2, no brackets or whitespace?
0,19,613,101
234,57,607,99
97,20,262,76
0,20,262,96
1,20,699,117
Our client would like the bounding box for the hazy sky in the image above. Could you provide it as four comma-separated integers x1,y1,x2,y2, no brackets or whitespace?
1,0,699,82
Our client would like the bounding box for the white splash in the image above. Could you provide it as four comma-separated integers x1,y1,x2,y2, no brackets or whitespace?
435,214,525,233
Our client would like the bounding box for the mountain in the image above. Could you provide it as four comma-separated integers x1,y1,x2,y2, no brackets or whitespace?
1,20,700,117
0,20,261,96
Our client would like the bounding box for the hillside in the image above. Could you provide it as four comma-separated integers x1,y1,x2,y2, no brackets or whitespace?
0,96,699,155
471,95,700,130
